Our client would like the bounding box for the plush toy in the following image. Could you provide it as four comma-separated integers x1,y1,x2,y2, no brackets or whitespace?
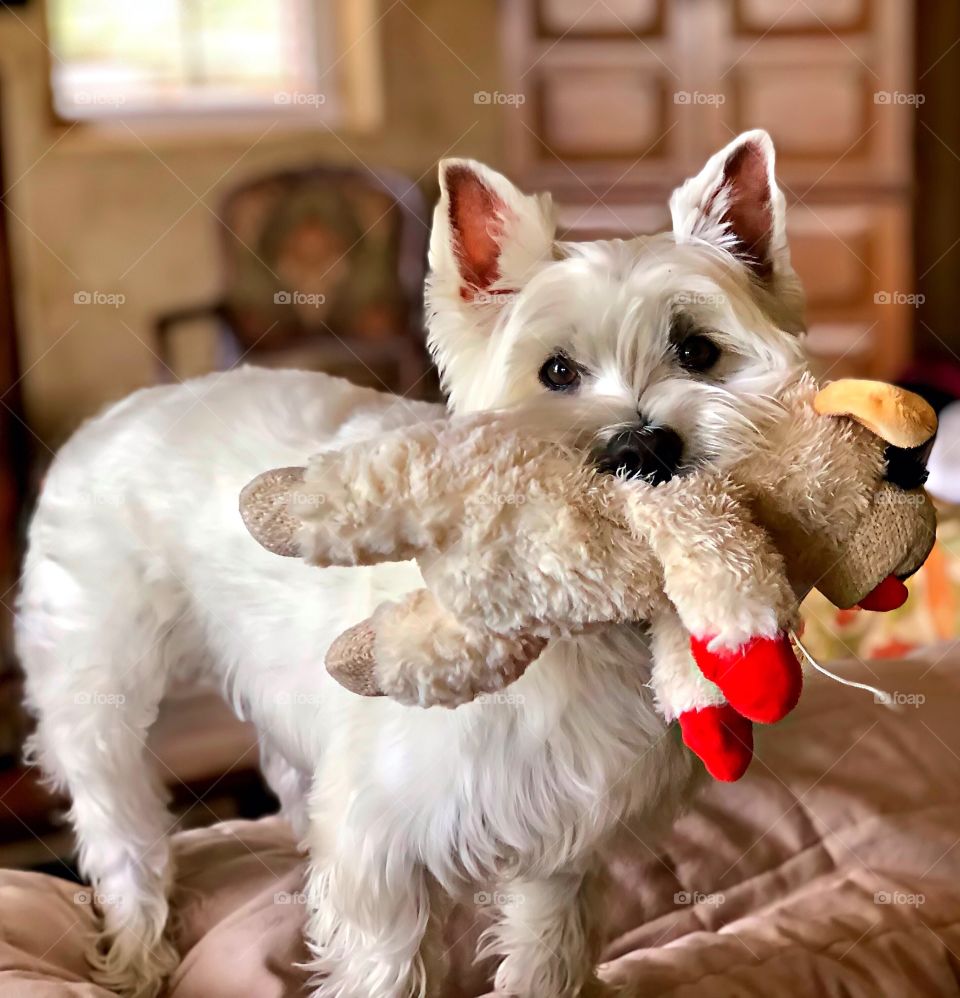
240,376,937,781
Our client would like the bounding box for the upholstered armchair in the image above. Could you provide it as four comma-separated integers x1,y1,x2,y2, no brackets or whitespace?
154,164,436,398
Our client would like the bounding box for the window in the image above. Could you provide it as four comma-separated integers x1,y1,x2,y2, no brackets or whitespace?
46,0,342,120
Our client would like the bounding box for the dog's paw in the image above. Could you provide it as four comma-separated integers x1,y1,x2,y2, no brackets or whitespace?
677,704,753,781
690,633,802,724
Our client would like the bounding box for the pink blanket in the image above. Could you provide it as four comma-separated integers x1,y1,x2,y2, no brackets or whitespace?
3,645,960,996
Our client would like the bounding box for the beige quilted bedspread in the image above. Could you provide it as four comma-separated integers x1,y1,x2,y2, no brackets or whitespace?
2,645,960,997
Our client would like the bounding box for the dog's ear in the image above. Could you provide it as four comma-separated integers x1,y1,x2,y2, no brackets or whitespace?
431,159,555,304
670,130,792,284
426,160,555,386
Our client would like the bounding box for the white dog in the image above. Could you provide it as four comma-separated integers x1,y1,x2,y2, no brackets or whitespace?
17,130,805,998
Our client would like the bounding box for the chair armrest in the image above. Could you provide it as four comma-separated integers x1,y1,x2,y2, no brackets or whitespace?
153,301,227,381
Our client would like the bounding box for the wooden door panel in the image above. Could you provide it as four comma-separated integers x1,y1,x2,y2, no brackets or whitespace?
788,214,873,310
734,0,869,34
555,200,671,240
537,63,669,160
788,201,911,379
502,0,690,191
730,61,870,162
538,0,664,37
714,0,913,186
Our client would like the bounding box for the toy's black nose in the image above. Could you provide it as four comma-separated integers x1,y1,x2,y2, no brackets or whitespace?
884,439,934,491
597,426,684,485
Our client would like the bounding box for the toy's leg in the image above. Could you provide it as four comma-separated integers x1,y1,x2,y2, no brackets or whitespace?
327,589,546,708
480,869,606,998
677,706,754,783
644,476,803,725
690,633,802,725
649,607,754,782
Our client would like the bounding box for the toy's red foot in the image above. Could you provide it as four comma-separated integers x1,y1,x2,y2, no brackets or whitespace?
858,574,908,612
690,633,802,725
678,704,753,782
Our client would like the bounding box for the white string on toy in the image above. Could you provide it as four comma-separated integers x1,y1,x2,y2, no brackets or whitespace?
789,631,898,711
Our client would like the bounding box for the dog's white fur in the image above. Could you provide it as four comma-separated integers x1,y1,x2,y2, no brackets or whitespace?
17,131,805,998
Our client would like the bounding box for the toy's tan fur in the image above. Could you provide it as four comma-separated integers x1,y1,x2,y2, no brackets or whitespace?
243,376,937,722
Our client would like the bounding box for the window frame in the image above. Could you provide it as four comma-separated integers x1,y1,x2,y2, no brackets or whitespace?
41,0,383,138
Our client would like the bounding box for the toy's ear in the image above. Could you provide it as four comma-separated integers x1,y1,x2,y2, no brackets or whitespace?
814,379,937,449
239,467,306,557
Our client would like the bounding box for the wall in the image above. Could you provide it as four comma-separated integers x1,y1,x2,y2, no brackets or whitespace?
0,0,507,446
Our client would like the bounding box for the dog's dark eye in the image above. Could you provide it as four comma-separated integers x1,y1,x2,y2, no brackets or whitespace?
677,334,721,373
539,355,580,391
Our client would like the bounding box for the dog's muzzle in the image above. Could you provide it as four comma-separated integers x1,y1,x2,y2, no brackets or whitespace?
596,425,683,485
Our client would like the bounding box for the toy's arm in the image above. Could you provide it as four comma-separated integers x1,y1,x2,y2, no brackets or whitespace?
326,588,547,707
242,417,487,568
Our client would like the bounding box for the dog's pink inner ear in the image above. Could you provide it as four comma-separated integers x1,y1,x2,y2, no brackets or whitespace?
446,165,507,299
714,140,774,281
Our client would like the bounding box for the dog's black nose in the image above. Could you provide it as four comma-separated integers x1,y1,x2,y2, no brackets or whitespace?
597,426,683,485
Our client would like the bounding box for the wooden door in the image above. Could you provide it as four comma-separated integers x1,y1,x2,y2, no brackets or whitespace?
501,0,916,379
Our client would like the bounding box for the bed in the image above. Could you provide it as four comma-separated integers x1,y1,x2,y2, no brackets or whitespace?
2,645,960,997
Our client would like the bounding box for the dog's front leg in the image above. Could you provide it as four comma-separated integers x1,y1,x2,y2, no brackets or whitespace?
480,869,606,997
303,796,435,998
